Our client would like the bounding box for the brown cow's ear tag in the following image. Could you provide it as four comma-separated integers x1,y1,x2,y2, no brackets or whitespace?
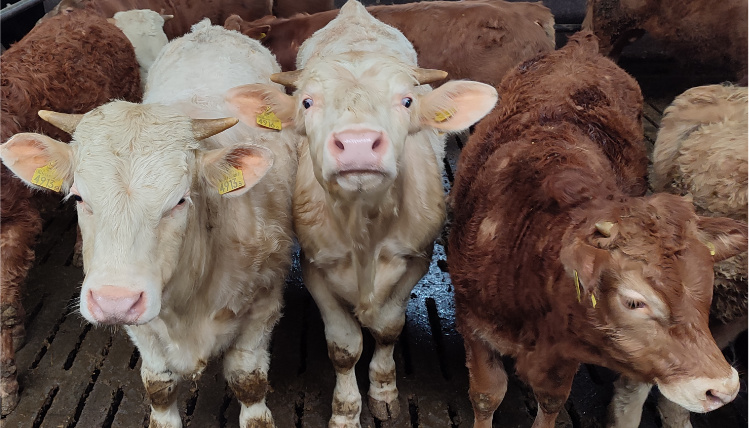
256,106,282,130
217,166,245,195
705,241,717,256
574,270,582,303
434,108,457,123
31,162,63,192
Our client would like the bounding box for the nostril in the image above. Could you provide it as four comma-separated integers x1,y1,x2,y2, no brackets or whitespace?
707,389,733,405
335,139,345,150
372,138,381,151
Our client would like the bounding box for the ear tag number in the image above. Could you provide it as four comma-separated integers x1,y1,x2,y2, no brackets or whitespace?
31,163,63,192
217,166,245,195
256,106,282,130
435,108,457,123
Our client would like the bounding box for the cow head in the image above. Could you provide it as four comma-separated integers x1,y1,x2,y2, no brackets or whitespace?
224,2,497,201
0,102,273,325
559,193,747,413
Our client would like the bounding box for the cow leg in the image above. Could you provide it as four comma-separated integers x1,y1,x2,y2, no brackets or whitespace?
656,393,692,428
224,285,282,428
305,265,363,428
363,258,428,421
463,334,507,428
1,327,19,416
526,360,577,428
606,375,652,428
141,366,182,428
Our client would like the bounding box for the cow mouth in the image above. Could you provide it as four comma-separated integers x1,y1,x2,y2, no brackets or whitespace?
338,169,385,176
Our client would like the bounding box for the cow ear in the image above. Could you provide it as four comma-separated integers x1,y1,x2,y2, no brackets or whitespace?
199,145,274,197
559,237,610,297
0,133,74,192
225,84,296,130
420,81,498,131
696,216,748,262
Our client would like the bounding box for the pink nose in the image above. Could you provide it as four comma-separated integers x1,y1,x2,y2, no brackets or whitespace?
329,130,388,170
87,286,146,325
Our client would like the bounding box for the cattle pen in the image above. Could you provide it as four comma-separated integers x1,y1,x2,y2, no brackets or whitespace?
1,1,747,428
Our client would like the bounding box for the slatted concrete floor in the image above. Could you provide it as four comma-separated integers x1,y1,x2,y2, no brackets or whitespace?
2,73,747,428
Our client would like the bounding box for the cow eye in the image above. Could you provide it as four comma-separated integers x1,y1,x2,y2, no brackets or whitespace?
401,97,413,108
625,299,646,310
177,198,186,206
302,98,313,109
72,194,83,203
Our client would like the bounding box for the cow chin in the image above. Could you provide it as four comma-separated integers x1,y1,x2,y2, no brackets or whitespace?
333,170,391,195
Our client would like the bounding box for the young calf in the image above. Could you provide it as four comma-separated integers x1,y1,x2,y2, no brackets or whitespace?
1,22,297,427
448,32,747,428
609,84,749,428
225,1,497,425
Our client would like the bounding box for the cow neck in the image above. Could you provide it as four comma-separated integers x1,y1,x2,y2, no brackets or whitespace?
326,172,402,312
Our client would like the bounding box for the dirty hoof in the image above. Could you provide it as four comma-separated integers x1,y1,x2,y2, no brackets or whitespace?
245,417,275,428
1,378,20,416
368,395,400,421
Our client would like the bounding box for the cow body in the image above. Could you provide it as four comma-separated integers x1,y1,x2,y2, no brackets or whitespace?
448,32,747,428
109,9,169,91
0,22,297,428
583,0,748,81
224,1,497,425
0,10,140,415
227,0,555,86
609,84,749,428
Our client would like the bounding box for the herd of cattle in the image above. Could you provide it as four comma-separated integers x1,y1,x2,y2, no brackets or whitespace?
0,0,746,427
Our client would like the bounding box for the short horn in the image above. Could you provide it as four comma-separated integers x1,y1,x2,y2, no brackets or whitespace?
270,70,303,89
38,110,84,135
595,221,615,237
192,117,239,141
160,14,173,21
414,68,448,85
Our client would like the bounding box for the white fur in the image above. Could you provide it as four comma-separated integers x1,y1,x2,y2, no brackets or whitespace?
111,10,169,92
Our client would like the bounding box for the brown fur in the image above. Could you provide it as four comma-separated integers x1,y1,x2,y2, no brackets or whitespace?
583,0,748,81
225,0,556,86
273,0,334,18
448,32,747,427
0,10,140,415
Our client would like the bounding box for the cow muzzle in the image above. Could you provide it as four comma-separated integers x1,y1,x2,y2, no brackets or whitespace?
87,285,147,325
658,368,740,413
329,130,388,173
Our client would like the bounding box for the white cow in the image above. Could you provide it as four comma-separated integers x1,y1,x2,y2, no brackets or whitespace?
108,9,170,92
0,21,297,428
225,1,498,426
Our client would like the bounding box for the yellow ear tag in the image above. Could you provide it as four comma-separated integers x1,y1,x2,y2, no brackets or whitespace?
31,163,63,192
434,108,457,123
256,106,282,130
590,293,597,308
706,241,716,256
573,270,582,303
217,166,245,195
259,32,267,39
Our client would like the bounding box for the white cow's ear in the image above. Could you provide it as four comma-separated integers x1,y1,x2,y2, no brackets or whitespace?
0,133,74,192
225,83,296,130
199,145,275,197
420,81,498,131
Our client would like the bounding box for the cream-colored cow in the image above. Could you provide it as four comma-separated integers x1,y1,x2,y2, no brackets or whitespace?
0,22,297,428
225,1,497,426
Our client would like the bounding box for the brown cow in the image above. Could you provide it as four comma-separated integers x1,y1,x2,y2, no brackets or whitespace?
0,10,141,415
225,0,555,87
448,32,747,428
40,0,336,39
582,0,748,82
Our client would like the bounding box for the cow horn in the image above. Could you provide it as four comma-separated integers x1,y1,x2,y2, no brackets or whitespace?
160,14,174,21
270,70,302,89
38,110,84,135
414,68,448,85
595,221,615,237
192,117,239,140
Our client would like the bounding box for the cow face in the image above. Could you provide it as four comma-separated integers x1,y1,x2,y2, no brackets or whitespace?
560,193,747,412
0,102,273,326
225,60,497,200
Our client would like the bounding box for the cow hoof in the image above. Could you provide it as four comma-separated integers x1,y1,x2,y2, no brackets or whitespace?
368,395,400,421
1,381,20,416
245,417,275,428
